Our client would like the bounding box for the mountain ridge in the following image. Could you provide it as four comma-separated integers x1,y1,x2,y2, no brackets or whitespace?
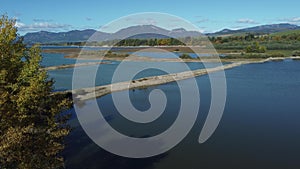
23,25,203,44
23,23,300,44
208,23,300,36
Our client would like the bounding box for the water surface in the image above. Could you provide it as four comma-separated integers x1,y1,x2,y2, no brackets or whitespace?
45,52,224,90
63,60,300,169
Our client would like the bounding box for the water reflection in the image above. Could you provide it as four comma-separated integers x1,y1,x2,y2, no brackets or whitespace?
63,61,300,168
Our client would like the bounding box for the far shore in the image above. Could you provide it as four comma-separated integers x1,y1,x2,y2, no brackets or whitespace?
42,46,205,53
44,55,300,71
42,47,267,63
42,47,300,71
41,61,111,71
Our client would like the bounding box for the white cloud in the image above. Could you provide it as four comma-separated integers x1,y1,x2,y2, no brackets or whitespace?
196,18,209,23
231,25,244,29
236,18,258,24
33,18,53,22
197,29,206,33
194,16,209,23
86,17,92,21
135,18,158,25
15,22,72,32
279,17,300,23
13,11,22,17
291,17,300,22
15,21,25,28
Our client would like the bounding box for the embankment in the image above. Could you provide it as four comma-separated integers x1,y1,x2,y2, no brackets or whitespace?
60,56,300,101
41,61,110,71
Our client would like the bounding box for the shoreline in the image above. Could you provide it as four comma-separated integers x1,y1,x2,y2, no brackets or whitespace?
67,57,300,101
41,61,111,71
42,52,300,71
42,46,204,53
43,47,299,66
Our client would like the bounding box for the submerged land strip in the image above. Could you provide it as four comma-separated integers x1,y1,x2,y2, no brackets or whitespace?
66,56,300,101
70,62,242,101
41,49,278,71
41,56,294,71
41,61,111,71
45,47,300,100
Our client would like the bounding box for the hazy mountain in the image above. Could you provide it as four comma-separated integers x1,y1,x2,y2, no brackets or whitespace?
23,29,109,44
23,25,203,44
23,23,300,44
208,23,300,36
111,25,170,39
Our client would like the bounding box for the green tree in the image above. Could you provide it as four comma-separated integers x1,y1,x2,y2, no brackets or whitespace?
292,50,300,56
245,33,255,41
0,15,71,169
258,45,267,53
179,53,192,59
245,42,266,53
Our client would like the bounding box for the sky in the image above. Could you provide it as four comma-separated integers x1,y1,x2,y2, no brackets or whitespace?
1,0,300,35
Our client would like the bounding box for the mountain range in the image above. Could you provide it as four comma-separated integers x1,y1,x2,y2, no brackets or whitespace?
23,23,300,44
207,23,300,36
23,25,202,44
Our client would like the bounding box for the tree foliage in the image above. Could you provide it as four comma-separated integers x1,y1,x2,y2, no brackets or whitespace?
292,50,300,56
0,15,71,169
208,32,300,50
179,53,192,59
115,38,185,46
245,42,267,53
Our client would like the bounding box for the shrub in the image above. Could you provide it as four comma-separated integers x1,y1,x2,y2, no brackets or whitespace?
179,53,192,59
245,42,267,53
269,53,285,58
292,50,300,56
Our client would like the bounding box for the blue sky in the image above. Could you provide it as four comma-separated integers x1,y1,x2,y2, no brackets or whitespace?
1,0,300,34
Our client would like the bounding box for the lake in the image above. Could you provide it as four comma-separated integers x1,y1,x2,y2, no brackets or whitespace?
45,52,225,90
44,52,300,169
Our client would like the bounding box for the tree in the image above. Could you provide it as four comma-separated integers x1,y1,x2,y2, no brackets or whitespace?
245,42,266,53
0,15,71,169
179,53,192,59
292,50,300,56
258,45,267,53
245,33,255,41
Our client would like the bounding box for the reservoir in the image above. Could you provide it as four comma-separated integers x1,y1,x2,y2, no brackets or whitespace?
44,52,300,169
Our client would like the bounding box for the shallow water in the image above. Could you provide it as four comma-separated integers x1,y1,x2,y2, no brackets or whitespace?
62,60,300,169
42,51,300,169
127,51,209,58
45,52,224,90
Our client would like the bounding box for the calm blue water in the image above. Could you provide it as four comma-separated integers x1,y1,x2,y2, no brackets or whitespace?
41,53,76,67
41,53,103,67
62,60,300,169
127,51,210,58
46,54,224,90
41,51,300,168
49,61,221,90
41,46,111,51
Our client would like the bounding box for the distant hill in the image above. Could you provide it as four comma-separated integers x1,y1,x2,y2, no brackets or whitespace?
23,23,300,44
207,23,300,36
23,29,104,44
23,25,203,44
270,29,300,36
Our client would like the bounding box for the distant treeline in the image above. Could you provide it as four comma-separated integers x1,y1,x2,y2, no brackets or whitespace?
210,32,300,50
46,38,186,46
40,31,300,51
115,38,185,46
39,37,209,47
